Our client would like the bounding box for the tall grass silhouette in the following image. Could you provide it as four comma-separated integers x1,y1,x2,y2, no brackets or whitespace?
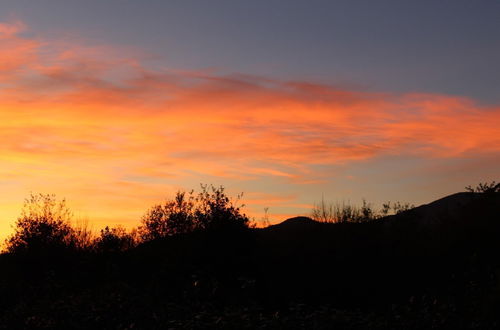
310,197,414,223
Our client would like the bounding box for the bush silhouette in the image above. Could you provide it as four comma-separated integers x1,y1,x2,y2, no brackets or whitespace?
465,181,500,194
140,184,249,240
93,226,137,253
194,184,249,230
5,193,76,253
140,190,196,240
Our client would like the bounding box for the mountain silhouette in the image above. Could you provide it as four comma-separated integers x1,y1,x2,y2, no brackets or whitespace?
383,192,498,225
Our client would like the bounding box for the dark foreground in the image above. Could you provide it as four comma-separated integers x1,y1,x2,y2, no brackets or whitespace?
1,192,499,329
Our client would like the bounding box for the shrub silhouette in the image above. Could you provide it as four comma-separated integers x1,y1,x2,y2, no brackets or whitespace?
193,184,249,230
72,219,94,251
5,193,76,253
93,226,137,253
381,201,415,215
140,184,249,240
465,181,500,194
140,190,196,240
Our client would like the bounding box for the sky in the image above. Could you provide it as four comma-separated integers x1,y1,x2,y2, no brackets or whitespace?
0,0,499,237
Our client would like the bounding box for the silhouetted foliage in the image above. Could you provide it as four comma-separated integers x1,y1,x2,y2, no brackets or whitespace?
193,184,249,231
465,181,500,194
72,219,94,250
140,184,249,241
93,226,137,253
261,207,271,227
140,190,196,240
311,198,414,223
1,186,499,329
311,198,363,223
5,193,76,253
381,201,415,215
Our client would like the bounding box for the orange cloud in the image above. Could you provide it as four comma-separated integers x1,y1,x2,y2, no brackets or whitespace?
0,21,499,237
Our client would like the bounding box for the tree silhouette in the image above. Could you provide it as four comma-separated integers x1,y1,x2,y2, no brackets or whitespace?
5,193,75,253
140,190,196,240
194,184,249,230
140,184,249,240
93,226,137,253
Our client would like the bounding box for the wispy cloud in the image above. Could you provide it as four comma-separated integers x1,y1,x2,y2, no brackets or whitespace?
0,21,499,234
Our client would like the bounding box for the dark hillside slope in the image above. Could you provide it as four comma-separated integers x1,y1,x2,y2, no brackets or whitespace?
255,192,500,307
383,192,486,226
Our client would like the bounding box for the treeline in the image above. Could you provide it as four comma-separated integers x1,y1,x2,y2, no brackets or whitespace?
3,184,250,254
4,181,499,254
0,182,499,328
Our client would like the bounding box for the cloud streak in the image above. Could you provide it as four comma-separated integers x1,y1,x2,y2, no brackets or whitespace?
0,21,499,234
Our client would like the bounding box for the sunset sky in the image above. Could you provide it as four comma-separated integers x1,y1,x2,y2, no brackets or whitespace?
1,1,499,238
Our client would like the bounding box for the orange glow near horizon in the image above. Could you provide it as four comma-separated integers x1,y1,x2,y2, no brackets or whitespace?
1,21,499,239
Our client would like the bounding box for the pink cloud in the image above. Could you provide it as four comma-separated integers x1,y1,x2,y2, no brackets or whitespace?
0,20,499,236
